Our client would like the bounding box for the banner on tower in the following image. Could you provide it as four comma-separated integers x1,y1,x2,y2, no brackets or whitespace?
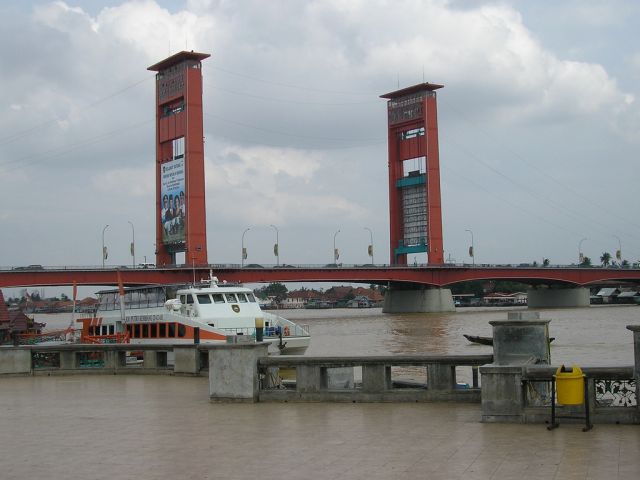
160,157,186,245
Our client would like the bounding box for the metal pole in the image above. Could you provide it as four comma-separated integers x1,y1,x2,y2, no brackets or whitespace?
364,227,374,265
465,229,474,266
333,229,340,265
270,224,279,266
102,224,109,268
241,227,251,267
612,234,622,262
128,221,135,268
578,237,588,264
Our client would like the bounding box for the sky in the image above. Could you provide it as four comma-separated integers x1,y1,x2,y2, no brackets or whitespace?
1,0,640,276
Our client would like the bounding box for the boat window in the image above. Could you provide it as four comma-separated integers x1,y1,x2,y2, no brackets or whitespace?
99,292,117,311
101,325,107,335
150,324,157,337
126,325,132,337
159,323,166,337
88,326,95,336
178,324,186,337
109,325,114,335
142,324,149,337
197,294,212,304
134,324,141,338
187,295,195,305
225,293,237,303
168,323,176,338
247,293,256,303
212,294,225,303
237,293,248,303
179,295,186,304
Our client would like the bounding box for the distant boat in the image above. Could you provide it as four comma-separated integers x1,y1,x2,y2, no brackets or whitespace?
463,334,555,346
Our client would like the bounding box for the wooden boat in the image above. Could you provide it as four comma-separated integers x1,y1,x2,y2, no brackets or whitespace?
463,334,555,346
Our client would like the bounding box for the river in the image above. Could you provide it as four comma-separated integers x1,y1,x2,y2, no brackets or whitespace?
35,304,639,367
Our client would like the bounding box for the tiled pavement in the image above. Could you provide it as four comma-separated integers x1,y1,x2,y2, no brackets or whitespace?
1,375,638,479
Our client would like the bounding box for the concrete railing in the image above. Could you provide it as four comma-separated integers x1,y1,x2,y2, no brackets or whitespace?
0,344,210,376
257,354,493,402
481,364,638,425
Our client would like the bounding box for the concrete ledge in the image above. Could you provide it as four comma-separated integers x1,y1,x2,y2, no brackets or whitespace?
0,348,31,375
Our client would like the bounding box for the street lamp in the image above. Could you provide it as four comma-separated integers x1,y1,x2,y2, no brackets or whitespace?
578,237,588,264
270,224,279,266
612,235,622,262
128,221,135,268
102,224,110,268
364,227,374,265
333,230,341,265
241,227,251,267
465,229,474,266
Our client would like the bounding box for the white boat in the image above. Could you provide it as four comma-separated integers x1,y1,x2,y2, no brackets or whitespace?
78,276,310,355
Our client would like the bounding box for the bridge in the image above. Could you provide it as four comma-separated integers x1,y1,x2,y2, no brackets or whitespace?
4,52,636,313
3,264,640,311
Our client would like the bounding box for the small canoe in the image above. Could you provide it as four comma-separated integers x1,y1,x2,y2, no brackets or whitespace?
463,334,555,346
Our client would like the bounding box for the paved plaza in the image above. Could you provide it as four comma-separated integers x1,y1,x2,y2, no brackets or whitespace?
0,375,639,479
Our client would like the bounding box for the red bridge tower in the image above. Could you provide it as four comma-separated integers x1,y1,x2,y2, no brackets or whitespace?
381,83,445,265
148,51,210,266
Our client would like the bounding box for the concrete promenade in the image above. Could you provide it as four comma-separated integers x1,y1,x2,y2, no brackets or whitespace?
1,376,638,480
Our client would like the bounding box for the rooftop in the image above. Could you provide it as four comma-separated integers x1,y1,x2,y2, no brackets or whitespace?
380,82,444,99
147,51,211,72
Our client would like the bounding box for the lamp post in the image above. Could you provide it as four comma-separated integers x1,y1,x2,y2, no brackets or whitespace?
102,224,110,268
333,229,340,265
128,221,135,268
270,224,279,266
364,227,374,265
578,237,588,264
612,235,622,262
465,229,474,266
241,227,250,267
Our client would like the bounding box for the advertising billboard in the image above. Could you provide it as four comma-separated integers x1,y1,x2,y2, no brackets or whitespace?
160,157,186,245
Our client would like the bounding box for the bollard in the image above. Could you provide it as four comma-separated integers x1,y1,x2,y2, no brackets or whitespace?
255,317,264,343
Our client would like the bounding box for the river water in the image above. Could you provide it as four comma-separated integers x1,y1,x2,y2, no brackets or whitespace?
36,304,639,367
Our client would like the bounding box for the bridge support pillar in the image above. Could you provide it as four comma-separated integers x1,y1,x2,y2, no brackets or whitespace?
527,287,590,308
383,287,455,313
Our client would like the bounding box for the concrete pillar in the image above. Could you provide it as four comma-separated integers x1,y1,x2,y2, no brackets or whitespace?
480,312,552,423
427,364,455,391
491,312,551,365
59,350,76,370
527,287,590,308
0,348,31,375
208,343,269,403
627,325,640,393
362,364,391,392
296,365,324,393
143,350,159,370
382,287,455,313
174,347,200,374
480,366,525,423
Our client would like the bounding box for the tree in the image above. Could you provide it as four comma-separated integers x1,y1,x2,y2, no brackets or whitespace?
600,252,611,267
542,258,550,267
621,259,630,268
580,256,592,267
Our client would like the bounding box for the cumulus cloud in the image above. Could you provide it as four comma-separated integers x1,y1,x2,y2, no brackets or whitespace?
1,0,639,266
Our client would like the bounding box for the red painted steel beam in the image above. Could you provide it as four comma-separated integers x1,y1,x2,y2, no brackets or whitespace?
2,267,640,289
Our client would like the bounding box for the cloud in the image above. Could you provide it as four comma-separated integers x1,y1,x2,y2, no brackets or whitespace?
1,0,639,267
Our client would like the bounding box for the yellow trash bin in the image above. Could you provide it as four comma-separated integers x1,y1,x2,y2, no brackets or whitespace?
554,364,585,405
